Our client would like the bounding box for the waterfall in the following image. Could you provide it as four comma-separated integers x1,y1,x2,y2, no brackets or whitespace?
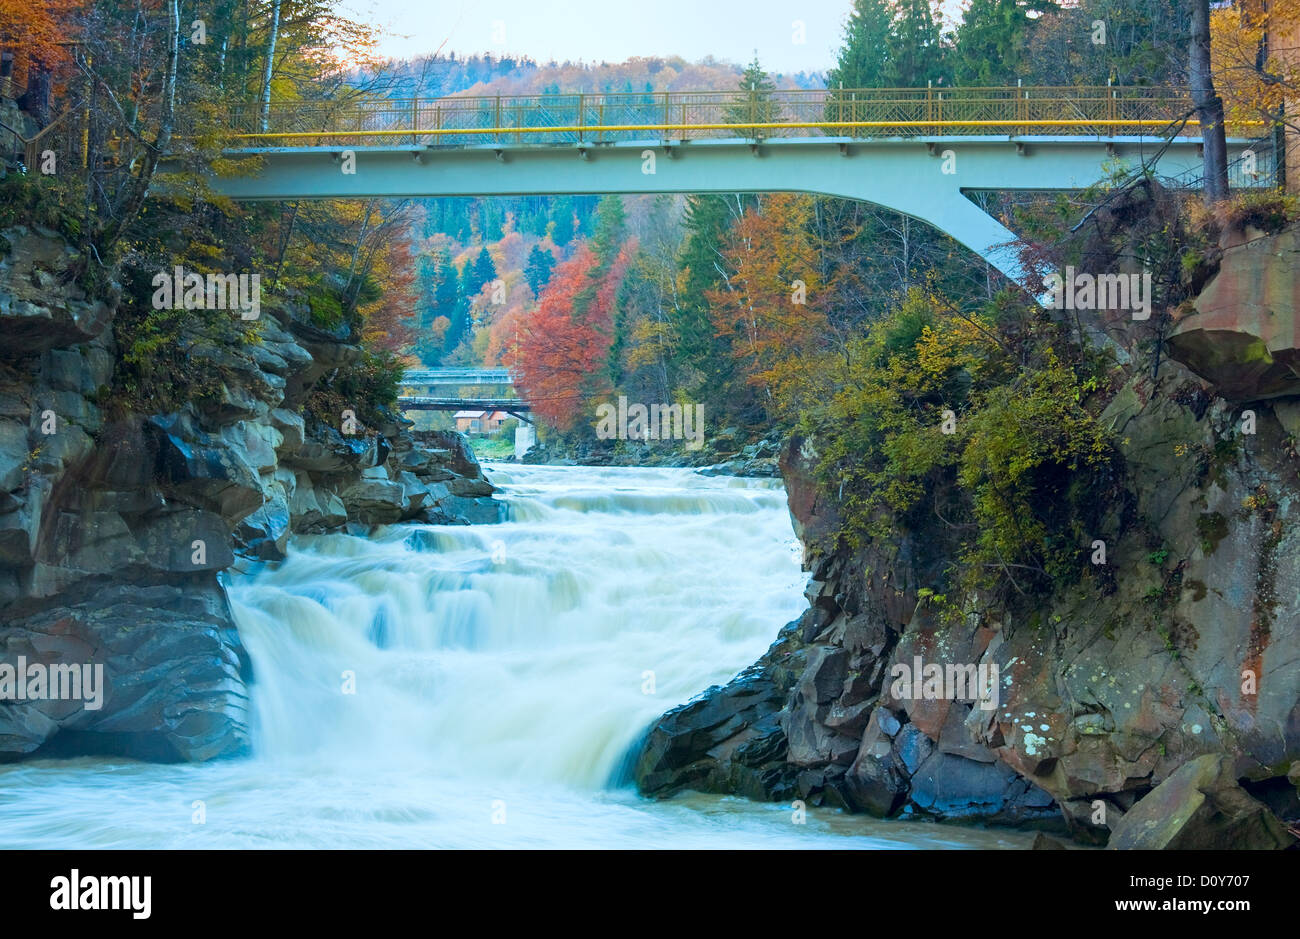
0,464,1032,848
226,464,807,787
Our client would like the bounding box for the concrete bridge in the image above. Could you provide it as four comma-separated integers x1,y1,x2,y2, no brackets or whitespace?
207,85,1273,286
397,367,530,418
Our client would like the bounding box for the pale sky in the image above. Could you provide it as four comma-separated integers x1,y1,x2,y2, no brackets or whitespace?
343,0,864,74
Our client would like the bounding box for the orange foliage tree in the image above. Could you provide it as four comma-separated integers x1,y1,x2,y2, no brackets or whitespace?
706,193,831,417
1212,0,1300,148
0,0,79,85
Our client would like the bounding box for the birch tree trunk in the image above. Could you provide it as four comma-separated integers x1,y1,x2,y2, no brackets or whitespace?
258,0,282,133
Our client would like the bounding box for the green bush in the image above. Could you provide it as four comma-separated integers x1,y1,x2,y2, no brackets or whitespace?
799,288,1116,600
1223,190,1299,235
0,173,83,240
303,349,405,431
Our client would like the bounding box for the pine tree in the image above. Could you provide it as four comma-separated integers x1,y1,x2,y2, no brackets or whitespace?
827,0,894,90
672,195,750,405
590,195,626,265
470,246,498,295
827,0,949,97
445,261,474,353
888,0,947,87
524,244,557,295
550,197,576,247
952,0,1057,85
728,54,779,126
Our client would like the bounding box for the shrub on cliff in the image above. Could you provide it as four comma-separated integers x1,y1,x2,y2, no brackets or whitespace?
799,287,1118,601
303,349,404,433
0,174,82,241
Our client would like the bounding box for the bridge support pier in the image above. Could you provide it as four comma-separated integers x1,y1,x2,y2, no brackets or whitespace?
514,423,536,461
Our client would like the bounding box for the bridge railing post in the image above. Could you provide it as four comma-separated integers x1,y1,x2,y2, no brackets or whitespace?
411,97,418,146
578,92,585,143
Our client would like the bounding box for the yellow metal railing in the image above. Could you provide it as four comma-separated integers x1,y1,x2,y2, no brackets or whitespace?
226,86,1263,147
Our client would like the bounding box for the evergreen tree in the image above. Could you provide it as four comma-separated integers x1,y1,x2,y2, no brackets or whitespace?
728,54,779,126
827,0,948,97
951,0,1057,85
413,252,441,363
671,195,749,405
469,246,498,295
590,195,627,265
827,0,894,90
445,261,473,354
550,197,576,247
433,247,458,319
888,0,948,87
525,244,557,295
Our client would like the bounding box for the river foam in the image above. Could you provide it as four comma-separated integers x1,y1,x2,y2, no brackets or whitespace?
0,464,1032,849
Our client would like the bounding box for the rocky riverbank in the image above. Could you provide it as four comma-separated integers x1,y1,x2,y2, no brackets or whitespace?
522,426,784,478
634,224,1300,849
0,224,500,762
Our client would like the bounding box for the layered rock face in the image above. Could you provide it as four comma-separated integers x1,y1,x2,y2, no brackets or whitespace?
0,225,500,762
1168,227,1300,400
635,228,1300,847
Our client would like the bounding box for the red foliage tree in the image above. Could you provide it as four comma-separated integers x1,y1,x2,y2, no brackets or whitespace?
511,241,632,430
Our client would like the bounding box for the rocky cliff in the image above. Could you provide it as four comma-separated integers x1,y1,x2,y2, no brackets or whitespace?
0,224,500,762
634,225,1300,848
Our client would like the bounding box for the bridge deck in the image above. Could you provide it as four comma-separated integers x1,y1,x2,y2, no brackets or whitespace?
207,86,1272,288
398,396,530,412
226,85,1260,148
402,368,513,384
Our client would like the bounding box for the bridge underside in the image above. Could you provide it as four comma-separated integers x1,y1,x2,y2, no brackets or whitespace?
399,396,530,416
211,135,1257,285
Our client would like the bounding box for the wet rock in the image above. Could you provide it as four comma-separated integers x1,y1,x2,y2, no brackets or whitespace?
340,477,407,525
843,709,910,816
907,749,1049,822
286,427,374,473
1032,833,1070,849
0,418,27,490
287,473,348,532
1108,754,1295,849
149,415,264,522
696,456,779,478
269,408,305,454
235,481,291,560
446,474,496,498
432,495,503,525
0,577,250,762
635,662,793,797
